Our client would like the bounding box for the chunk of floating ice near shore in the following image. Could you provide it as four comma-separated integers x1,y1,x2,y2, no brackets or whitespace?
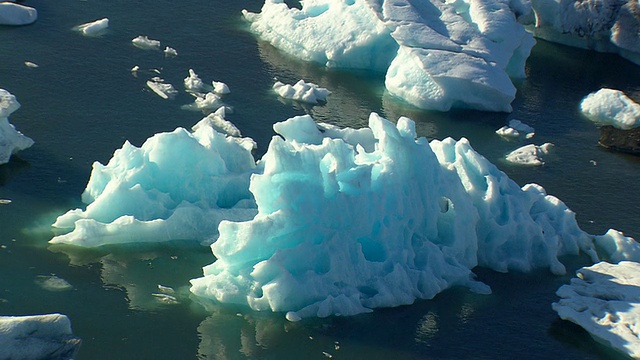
75,18,108,36
132,35,161,50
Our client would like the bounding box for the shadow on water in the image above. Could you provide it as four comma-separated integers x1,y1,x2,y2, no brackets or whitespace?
0,157,30,186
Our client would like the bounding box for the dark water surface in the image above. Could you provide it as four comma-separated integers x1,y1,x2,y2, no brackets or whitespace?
1,1,639,359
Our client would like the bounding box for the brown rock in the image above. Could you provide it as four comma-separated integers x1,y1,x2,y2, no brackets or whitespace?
599,125,640,155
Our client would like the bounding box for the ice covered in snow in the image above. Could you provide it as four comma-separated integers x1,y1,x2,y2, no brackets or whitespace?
528,0,640,65
553,261,640,359
184,69,206,93
505,143,553,165
50,121,258,247
496,119,535,138
243,0,535,112
74,18,109,36
0,2,37,26
0,314,81,360
273,79,331,104
212,81,230,95
0,89,34,165
146,77,178,100
52,110,640,318
132,35,161,50
580,88,640,130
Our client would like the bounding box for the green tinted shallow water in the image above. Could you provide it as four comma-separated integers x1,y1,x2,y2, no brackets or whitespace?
1,1,639,359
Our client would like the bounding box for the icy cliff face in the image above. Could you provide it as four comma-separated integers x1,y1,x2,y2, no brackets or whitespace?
0,89,34,165
528,0,640,65
242,0,535,112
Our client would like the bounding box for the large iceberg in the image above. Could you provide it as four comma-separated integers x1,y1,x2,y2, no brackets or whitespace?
553,260,640,359
528,0,640,65
0,313,81,360
242,0,535,112
52,111,640,318
0,89,34,165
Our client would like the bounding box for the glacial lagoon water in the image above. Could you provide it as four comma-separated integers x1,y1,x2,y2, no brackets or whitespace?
1,0,640,359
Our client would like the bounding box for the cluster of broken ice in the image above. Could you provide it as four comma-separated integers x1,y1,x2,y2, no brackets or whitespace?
182,69,231,113
496,119,536,139
0,314,81,359
527,0,640,65
0,89,34,165
242,0,535,112
553,260,640,359
580,88,640,130
273,79,331,104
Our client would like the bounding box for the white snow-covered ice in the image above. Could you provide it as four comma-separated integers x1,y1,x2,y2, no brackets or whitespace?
580,88,640,130
0,89,34,165
528,0,640,65
192,107,243,138
0,314,81,360
0,2,37,26
243,0,535,112
52,110,640,318
164,46,178,57
74,18,109,36
505,143,553,165
132,35,161,50
553,260,640,359
273,79,331,104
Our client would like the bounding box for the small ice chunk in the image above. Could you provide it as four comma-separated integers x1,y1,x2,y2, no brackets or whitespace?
182,92,224,112
75,18,108,36
285,311,302,322
273,80,330,104
151,293,179,304
164,46,177,57
184,69,206,93
35,275,73,292
0,2,37,26
192,107,242,137
0,199,11,205
505,143,553,165
580,88,640,130
146,78,178,100
132,35,161,50
157,284,175,294
24,61,38,68
496,119,535,138
212,81,230,95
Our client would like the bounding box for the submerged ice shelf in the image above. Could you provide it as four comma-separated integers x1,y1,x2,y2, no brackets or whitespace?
52,110,640,319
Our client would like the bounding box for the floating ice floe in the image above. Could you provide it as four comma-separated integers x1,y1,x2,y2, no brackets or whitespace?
580,88,640,130
74,18,109,36
52,110,640,319
132,35,161,50
273,79,331,104
505,143,553,165
527,0,640,65
146,77,178,100
0,89,34,165
35,275,73,292
182,70,230,112
496,119,535,139
0,314,81,360
553,260,640,359
0,2,37,26
164,46,178,57
24,61,38,68
243,0,535,112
